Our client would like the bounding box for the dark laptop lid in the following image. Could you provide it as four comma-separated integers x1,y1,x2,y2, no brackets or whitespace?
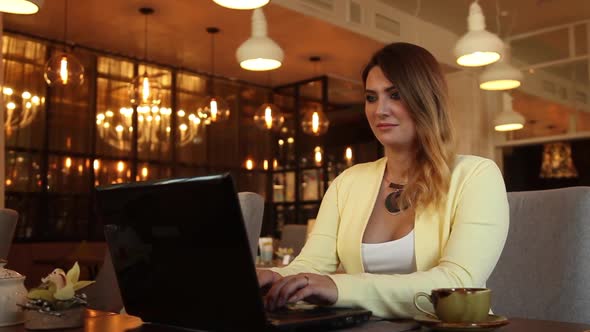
96,174,268,332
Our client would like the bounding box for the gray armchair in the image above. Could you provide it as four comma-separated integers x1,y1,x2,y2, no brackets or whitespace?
488,186,590,324
87,191,265,312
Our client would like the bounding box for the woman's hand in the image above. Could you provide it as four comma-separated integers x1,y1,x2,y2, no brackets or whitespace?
256,269,282,290
264,273,338,311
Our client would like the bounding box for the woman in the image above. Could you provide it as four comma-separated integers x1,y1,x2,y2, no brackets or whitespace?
258,42,509,318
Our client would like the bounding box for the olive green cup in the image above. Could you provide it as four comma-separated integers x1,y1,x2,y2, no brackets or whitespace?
414,288,491,323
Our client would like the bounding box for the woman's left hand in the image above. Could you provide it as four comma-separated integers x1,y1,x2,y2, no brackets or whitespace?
264,273,338,311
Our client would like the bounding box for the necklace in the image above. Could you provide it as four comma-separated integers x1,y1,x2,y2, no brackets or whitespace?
385,182,405,215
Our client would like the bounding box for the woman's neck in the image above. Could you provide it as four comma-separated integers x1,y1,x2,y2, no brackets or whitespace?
383,146,414,184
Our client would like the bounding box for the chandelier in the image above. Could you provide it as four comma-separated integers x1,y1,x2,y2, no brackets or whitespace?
2,86,44,135
96,105,202,152
539,142,578,179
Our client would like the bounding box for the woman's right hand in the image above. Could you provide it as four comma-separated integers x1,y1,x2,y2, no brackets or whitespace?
257,269,282,290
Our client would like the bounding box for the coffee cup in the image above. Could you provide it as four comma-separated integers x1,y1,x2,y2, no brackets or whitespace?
413,288,491,323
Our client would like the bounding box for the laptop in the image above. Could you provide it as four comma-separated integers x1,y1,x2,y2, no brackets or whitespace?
95,174,371,332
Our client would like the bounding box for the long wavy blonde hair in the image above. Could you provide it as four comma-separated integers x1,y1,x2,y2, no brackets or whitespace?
362,43,456,210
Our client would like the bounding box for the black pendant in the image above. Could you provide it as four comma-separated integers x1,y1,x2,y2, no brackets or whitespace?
385,190,402,215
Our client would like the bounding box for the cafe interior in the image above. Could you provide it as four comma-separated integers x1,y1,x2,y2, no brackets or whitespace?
1,0,590,330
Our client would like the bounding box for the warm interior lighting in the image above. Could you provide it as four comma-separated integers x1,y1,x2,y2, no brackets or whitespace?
480,79,521,90
59,56,69,84
245,158,254,170
240,59,282,71
117,161,125,173
457,52,501,67
141,167,149,178
210,99,218,122
130,71,161,106
454,1,503,67
93,159,100,171
213,0,269,10
494,123,524,131
312,112,320,134
237,8,284,71
345,147,353,164
44,53,84,86
494,93,525,132
263,160,269,170
540,142,578,179
273,159,278,169
254,102,284,131
5,179,12,186
141,76,151,103
65,157,72,169
0,0,43,14
314,146,323,166
278,139,284,146
302,107,329,136
287,137,294,144
479,44,523,91
264,106,273,129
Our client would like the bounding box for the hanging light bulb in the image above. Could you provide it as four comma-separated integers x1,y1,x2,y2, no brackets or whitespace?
44,0,84,86
494,92,525,132
345,147,353,166
454,1,503,67
213,0,269,10
302,105,330,136
479,44,523,90
44,52,84,86
0,0,43,14
254,102,284,131
129,8,161,107
314,146,323,166
130,70,161,106
245,158,255,170
199,27,230,123
237,8,284,71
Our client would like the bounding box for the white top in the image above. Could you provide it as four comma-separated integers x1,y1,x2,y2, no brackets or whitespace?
361,230,416,274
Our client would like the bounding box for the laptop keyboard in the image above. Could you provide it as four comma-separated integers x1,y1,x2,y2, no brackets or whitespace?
266,304,334,320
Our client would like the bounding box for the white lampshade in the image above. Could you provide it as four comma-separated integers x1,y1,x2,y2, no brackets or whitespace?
213,0,269,10
479,44,523,90
454,1,503,67
0,0,43,14
494,93,525,131
237,8,284,71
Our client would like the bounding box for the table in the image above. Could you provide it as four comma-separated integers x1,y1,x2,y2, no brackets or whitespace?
1,310,589,332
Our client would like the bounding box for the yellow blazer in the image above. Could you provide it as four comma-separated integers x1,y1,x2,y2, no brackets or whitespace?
272,155,509,318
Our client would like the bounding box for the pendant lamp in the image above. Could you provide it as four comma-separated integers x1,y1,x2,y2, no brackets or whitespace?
479,44,523,90
44,0,84,86
237,8,284,71
454,1,504,67
212,0,269,10
253,74,284,131
198,27,230,124
0,0,43,14
301,57,329,136
494,92,525,132
539,142,578,179
129,7,161,107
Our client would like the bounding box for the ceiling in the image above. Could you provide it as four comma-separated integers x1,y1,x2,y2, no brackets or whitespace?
2,0,384,88
383,0,590,39
3,0,589,114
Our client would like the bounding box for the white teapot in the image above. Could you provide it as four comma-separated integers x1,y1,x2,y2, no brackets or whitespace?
0,259,27,326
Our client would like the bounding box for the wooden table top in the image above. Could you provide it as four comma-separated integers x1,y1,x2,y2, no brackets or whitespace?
2,310,589,332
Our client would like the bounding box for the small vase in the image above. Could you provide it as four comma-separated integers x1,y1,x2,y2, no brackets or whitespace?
24,306,84,330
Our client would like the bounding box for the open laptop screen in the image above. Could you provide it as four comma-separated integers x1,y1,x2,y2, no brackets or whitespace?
96,174,268,332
